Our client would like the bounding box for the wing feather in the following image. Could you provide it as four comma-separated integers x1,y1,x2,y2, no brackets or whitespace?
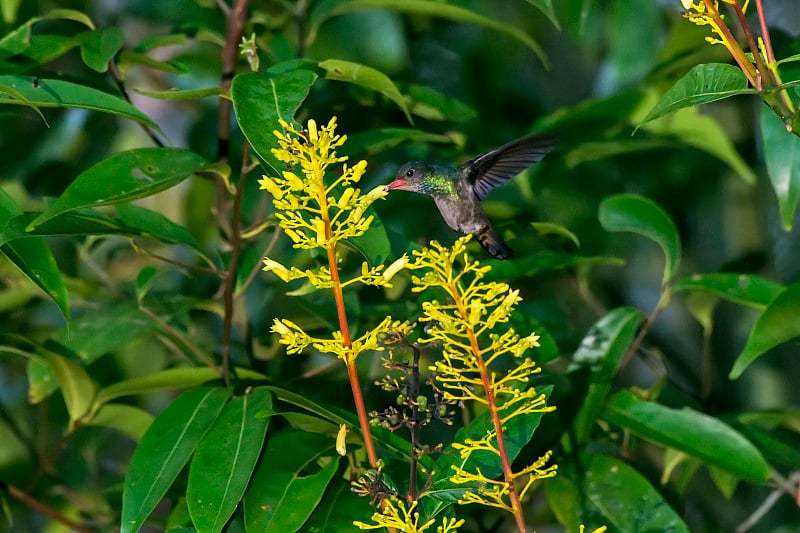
463,133,557,201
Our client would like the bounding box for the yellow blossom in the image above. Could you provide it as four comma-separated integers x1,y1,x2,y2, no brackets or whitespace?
354,498,464,532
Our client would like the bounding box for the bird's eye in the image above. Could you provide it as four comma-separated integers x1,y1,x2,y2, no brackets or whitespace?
405,169,414,177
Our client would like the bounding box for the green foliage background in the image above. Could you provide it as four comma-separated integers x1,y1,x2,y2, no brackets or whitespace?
1,0,800,531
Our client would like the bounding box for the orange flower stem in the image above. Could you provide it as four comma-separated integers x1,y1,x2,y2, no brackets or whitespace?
321,206,378,468
452,280,526,533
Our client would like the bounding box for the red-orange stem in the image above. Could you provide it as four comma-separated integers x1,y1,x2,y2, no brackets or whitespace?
452,278,526,532
322,207,378,468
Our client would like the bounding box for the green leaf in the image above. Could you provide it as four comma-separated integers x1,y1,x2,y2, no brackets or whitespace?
79,27,124,72
264,385,422,467
0,75,158,129
309,0,548,67
187,389,272,533
86,403,154,441
302,477,375,532
421,386,553,519
531,221,581,248
570,307,645,443
121,387,231,533
51,302,157,365
604,390,770,482
484,251,623,283
28,148,212,230
599,194,681,282
637,64,753,128
319,58,412,124
344,207,391,265
405,84,477,122
116,204,202,250
231,69,318,176
671,273,784,310
27,355,58,403
760,102,800,230
134,87,221,100
584,455,689,532
641,102,758,185
44,352,96,426
730,282,800,379
525,0,559,28
96,367,263,407
243,430,339,533
0,188,70,320
339,128,453,158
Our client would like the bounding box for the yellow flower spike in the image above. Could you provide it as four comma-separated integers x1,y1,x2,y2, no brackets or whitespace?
411,235,556,528
263,116,405,468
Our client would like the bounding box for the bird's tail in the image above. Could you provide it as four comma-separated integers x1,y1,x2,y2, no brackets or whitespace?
475,226,513,260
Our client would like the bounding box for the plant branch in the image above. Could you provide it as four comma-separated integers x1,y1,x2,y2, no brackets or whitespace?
1,482,93,533
138,304,221,372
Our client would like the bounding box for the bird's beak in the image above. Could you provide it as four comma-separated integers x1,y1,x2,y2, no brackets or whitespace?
385,178,407,191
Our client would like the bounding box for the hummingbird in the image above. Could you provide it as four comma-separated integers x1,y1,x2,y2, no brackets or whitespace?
386,132,557,259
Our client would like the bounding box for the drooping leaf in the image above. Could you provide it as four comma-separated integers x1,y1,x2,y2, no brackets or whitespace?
44,352,96,427
604,390,770,482
730,282,800,379
121,387,231,533
308,0,548,67
637,64,753,128
134,87,221,100
599,194,681,282
116,203,203,251
339,128,453,158
86,403,154,441
0,75,158,129
187,389,272,533
0,189,70,320
760,102,800,230
319,59,412,124
231,69,318,177
26,354,58,403
79,27,124,72
671,273,784,310
96,367,264,407
243,430,339,533
28,148,214,230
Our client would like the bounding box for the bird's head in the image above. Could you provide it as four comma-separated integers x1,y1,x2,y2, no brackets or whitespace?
386,162,430,194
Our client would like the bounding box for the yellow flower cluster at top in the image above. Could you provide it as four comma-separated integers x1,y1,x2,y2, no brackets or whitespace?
260,117,409,363
409,235,557,512
681,0,746,50
354,498,464,533
259,117,407,289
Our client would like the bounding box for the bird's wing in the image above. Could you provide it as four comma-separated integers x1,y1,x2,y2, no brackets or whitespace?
463,132,558,201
